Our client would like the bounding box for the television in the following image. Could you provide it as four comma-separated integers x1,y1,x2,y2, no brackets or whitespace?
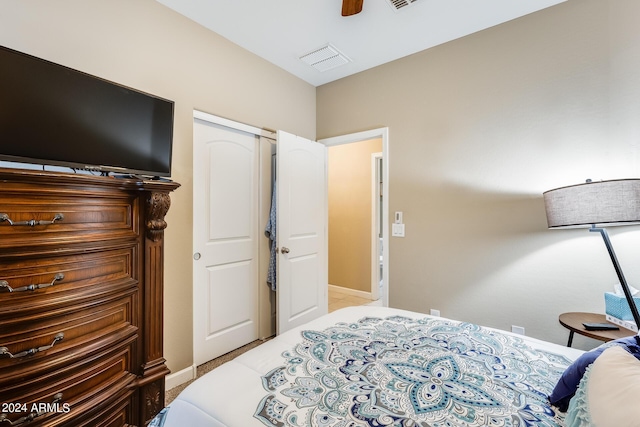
0,45,174,178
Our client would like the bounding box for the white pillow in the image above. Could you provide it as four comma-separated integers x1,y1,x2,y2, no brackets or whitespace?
588,345,640,427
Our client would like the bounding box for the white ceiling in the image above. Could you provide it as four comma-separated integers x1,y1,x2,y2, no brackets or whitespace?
156,0,565,87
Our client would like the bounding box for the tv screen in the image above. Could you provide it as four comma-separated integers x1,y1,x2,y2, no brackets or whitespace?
0,45,174,177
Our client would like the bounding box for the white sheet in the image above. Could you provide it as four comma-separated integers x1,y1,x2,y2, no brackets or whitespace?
160,306,583,427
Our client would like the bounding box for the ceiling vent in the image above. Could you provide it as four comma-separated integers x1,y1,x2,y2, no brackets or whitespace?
299,44,351,72
385,0,419,11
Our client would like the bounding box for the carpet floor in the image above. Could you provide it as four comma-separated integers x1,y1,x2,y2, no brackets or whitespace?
165,338,272,406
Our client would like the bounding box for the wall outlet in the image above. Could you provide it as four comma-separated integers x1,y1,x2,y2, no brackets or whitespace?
511,325,525,335
430,309,440,317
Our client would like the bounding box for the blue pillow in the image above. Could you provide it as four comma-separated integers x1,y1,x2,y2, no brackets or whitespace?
548,335,640,412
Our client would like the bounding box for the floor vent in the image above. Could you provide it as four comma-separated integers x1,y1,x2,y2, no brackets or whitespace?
299,44,351,72
386,0,419,11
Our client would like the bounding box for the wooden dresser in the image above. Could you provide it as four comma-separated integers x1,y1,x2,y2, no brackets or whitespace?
0,168,179,426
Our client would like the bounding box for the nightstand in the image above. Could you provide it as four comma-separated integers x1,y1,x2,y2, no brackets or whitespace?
559,312,635,347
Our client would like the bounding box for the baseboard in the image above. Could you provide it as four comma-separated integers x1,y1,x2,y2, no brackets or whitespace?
328,284,372,300
165,364,197,390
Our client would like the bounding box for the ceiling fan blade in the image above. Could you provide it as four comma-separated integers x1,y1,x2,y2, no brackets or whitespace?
342,0,364,16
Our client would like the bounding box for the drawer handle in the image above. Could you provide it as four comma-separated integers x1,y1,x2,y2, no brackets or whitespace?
0,273,64,293
0,213,64,227
0,393,63,425
0,333,64,359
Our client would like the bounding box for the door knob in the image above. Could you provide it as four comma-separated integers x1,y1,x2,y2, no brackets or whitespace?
193,252,201,260
280,247,290,254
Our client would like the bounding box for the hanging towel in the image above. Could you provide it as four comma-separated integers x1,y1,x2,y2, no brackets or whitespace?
265,181,277,290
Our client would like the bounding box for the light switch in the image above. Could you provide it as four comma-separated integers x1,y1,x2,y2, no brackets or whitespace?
392,223,405,237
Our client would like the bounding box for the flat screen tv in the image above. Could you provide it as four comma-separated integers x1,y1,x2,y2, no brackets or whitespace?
0,45,174,178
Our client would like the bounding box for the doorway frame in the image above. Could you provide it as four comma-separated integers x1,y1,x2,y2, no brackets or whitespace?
371,152,383,301
319,128,389,307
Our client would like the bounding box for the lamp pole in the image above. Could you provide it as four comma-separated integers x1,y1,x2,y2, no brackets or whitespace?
590,225,640,328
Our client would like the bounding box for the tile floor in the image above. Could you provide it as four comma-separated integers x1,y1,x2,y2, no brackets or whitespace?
329,287,376,312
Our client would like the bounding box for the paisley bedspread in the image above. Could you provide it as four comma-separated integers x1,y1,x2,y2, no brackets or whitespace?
254,315,571,427
154,307,582,427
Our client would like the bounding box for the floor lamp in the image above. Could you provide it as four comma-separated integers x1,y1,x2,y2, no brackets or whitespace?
543,179,640,328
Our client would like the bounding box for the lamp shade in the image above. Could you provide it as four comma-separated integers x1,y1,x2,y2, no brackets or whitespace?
543,179,640,228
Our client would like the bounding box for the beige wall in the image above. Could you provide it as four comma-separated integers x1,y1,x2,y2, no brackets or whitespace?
0,0,316,372
328,139,382,293
318,0,640,350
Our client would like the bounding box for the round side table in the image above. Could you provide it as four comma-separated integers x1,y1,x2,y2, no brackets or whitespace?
559,312,635,347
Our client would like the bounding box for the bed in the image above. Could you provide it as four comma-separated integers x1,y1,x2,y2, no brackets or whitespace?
152,306,586,427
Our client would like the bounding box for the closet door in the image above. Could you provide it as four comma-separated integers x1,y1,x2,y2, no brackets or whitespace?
193,118,259,365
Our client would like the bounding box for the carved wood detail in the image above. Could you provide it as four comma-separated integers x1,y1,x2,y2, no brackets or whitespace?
142,380,164,425
146,191,172,242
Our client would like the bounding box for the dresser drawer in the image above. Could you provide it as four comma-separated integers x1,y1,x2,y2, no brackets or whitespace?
0,247,137,319
0,293,138,381
73,393,135,427
0,192,139,252
0,336,137,426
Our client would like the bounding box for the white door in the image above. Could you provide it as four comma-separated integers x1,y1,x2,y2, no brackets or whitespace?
193,118,259,365
276,131,328,334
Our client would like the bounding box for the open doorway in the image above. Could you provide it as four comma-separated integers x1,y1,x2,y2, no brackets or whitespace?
326,139,381,310
320,128,389,310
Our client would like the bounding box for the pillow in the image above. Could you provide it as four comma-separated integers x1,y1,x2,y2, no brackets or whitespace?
564,364,593,427
548,335,640,412
567,346,640,427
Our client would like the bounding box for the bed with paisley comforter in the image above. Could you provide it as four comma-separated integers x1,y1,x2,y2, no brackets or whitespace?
152,306,584,427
